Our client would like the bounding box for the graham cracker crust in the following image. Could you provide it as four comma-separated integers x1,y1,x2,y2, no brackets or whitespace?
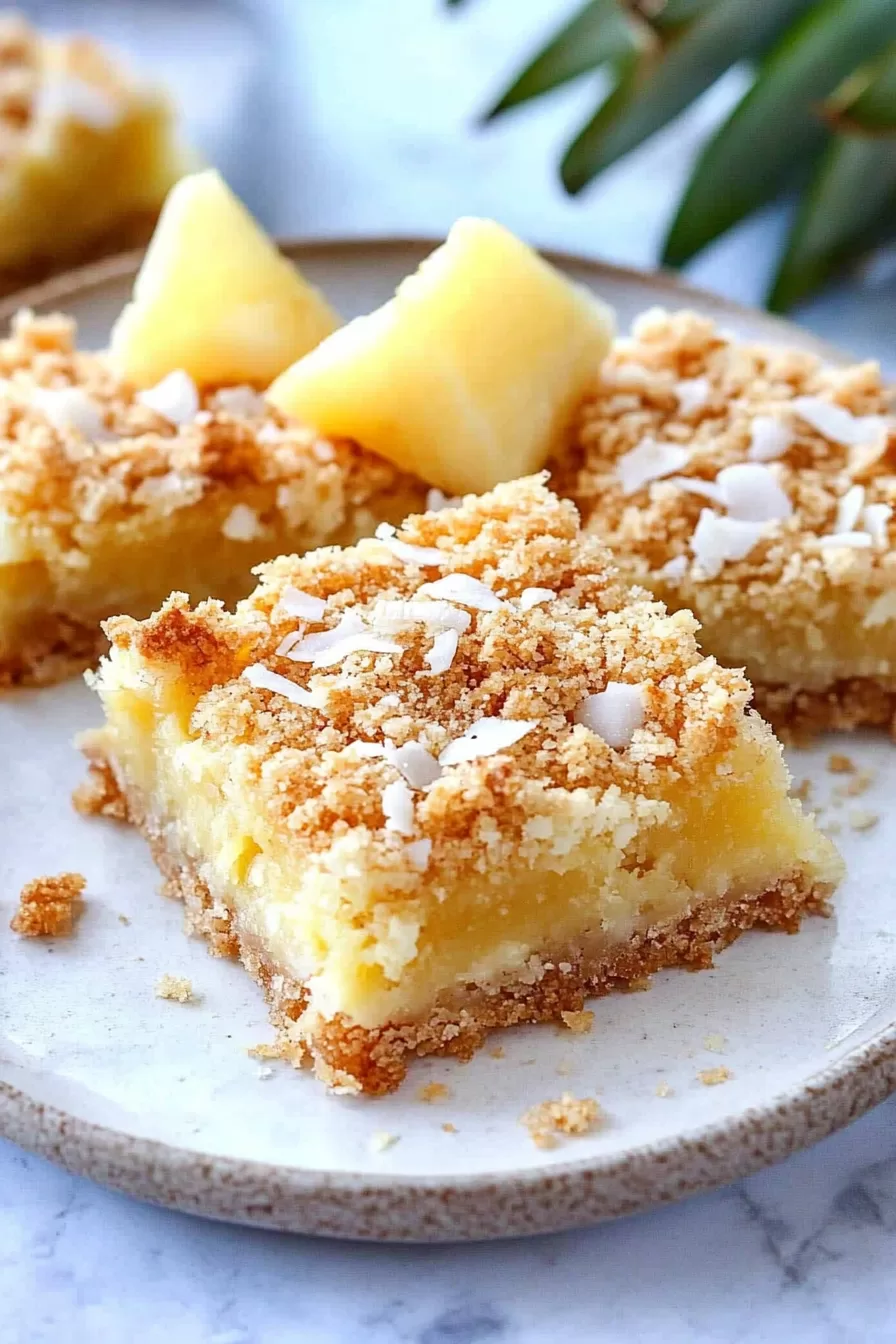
81,750,833,1096
754,678,896,743
0,611,106,688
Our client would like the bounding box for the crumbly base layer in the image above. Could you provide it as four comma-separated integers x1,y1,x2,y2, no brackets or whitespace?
82,752,833,1095
754,677,896,743
0,610,107,687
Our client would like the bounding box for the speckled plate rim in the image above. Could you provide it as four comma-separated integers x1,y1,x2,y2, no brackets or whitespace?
1,237,894,1243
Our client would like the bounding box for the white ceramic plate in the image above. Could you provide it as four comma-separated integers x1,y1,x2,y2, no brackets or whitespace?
1,241,895,1243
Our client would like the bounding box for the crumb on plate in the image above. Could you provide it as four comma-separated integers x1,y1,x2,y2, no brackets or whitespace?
154,973,196,1003
369,1131,399,1153
417,1082,450,1104
560,1009,594,1034
827,753,855,774
520,1093,603,1148
10,872,85,937
697,1066,733,1086
848,809,879,832
702,1033,727,1053
655,1080,673,1098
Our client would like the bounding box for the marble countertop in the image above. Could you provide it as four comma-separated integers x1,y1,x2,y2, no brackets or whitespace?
5,2,896,1340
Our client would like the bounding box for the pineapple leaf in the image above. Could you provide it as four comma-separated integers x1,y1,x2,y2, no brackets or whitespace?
560,0,814,196
771,128,896,307
481,1,636,123
663,0,896,267
824,41,896,130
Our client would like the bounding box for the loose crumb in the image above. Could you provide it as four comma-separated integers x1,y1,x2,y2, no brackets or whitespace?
697,1067,733,1086
838,769,875,798
256,1065,274,1080
827,753,855,774
369,1131,399,1153
560,1010,595,1034
248,1037,308,1067
489,1045,505,1059
10,872,85,937
655,1080,673,1098
520,1093,603,1148
555,1060,573,1077
417,1082,450,1104
848,809,879,832
72,758,128,820
442,1122,458,1134
118,913,130,926
154,974,196,1003
702,1033,727,1053
825,820,842,835
792,778,812,802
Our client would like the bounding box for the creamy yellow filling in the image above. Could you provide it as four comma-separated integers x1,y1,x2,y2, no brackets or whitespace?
96,650,840,1030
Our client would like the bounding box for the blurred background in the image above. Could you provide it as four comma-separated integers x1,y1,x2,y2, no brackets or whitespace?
21,0,896,363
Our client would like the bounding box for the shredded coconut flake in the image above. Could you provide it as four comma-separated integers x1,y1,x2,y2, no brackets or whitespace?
382,778,415,835
438,717,536,766
834,484,866,535
417,573,503,611
374,522,446,568
665,475,723,505
715,463,792,522
817,531,873,550
674,377,710,415
423,628,459,675
275,586,327,621
285,610,402,668
658,554,688,580
369,599,470,634
793,397,888,448
275,629,305,657
352,740,387,758
691,510,768,578
863,503,892,548
385,741,442,789
213,385,266,418
137,370,200,426
425,488,460,512
518,587,556,611
617,438,690,495
221,503,262,541
574,682,645,749
748,415,792,463
29,385,113,440
242,663,316,707
405,838,432,871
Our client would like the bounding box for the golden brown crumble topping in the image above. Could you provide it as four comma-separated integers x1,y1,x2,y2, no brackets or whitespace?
10,871,85,936
520,1093,602,1148
154,973,196,1003
0,310,421,559
553,307,896,595
102,476,764,880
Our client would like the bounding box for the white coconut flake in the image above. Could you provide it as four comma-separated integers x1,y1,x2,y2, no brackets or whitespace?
242,663,316,707
374,522,445,568
405,838,432,871
863,503,892,548
658,554,688,580
213,385,266,418
665,476,723,505
275,586,327,621
382,778,415,836
574,683,645,750
793,397,888,448
257,422,285,446
385,741,442,790
690,510,768,578
352,740,387,758
715,463,792,522
30,386,113,440
369,599,470,634
605,362,651,388
417,573,503,611
518,587,556,612
425,488,461,512
423,628,459,675
438,718,536,766
285,610,403,668
617,438,690,496
221,503,263,541
748,416,792,463
817,532,873,550
34,74,121,132
834,485,866,535
137,370,200,426
674,377,710,416
863,590,896,628
275,629,305,657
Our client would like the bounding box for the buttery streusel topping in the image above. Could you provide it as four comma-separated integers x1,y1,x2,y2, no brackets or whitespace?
10,871,85,937
103,476,760,881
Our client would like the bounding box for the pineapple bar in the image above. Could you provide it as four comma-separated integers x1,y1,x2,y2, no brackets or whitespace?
85,477,841,1094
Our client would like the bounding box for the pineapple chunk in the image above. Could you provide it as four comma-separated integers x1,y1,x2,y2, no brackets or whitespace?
109,169,339,388
267,218,614,495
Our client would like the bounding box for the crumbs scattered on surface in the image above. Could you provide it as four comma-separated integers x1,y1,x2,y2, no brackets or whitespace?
848,809,879,832
489,1045,505,1059
368,1131,400,1153
442,1122,458,1134
154,974,197,1003
560,1009,595,1034
697,1067,733,1087
10,872,85,937
520,1093,603,1148
655,1080,673,1098
72,756,129,820
248,1036,308,1067
836,769,875,798
827,753,855,774
118,913,130,926
417,1082,450,1104
256,1065,274,1081
702,1033,727,1053
792,778,812,803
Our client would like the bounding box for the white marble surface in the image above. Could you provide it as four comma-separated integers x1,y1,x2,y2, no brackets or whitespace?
4,2,896,1340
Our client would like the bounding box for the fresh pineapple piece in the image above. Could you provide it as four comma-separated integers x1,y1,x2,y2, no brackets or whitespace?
267,217,614,495
109,169,339,388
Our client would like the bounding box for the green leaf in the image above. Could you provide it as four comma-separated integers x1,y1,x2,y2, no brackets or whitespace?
482,1,636,122
663,0,896,267
770,137,896,311
560,0,813,196
827,41,896,130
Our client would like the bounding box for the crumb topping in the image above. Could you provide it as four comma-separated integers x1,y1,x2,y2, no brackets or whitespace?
10,871,85,936
0,310,421,559
154,973,196,1002
553,308,896,599
520,1092,602,1147
101,477,762,879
